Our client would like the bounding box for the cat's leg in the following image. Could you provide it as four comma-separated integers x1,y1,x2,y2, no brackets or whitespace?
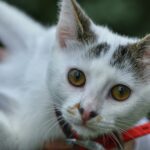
0,1,45,51
0,113,17,149
0,92,19,149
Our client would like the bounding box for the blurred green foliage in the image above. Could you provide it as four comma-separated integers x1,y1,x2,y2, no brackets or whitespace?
3,0,150,37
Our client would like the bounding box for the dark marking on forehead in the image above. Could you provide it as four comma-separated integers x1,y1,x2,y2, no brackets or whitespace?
110,44,145,79
88,43,110,58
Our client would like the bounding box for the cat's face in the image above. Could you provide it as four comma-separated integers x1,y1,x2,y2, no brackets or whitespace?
47,0,150,139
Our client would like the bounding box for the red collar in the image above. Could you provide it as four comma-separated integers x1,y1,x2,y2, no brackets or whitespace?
76,122,150,150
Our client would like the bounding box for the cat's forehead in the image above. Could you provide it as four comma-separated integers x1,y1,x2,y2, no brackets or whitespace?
86,27,142,72
64,29,144,82
84,26,137,57
85,31,136,61
66,31,135,67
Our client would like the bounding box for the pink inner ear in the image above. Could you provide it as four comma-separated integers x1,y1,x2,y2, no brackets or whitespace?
58,26,77,48
59,30,68,48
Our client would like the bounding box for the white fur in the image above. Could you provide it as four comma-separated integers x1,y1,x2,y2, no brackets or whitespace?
0,0,149,150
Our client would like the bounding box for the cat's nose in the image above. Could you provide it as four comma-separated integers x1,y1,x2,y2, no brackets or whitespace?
79,107,98,124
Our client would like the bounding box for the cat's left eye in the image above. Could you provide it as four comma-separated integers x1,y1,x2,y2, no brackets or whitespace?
68,69,86,87
111,84,131,101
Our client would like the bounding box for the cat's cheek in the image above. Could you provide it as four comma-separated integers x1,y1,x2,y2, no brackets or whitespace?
63,110,82,125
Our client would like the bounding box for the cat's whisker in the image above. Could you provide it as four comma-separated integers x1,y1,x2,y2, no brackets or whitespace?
116,128,135,140
95,122,115,129
87,121,136,146
38,119,58,134
88,123,115,133
117,122,140,133
107,133,118,148
42,117,58,127
116,119,139,126
114,120,147,141
45,117,63,136
114,124,134,138
111,132,124,150
50,102,62,108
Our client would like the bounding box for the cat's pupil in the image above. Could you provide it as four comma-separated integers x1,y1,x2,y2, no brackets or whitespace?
74,71,81,80
118,86,125,96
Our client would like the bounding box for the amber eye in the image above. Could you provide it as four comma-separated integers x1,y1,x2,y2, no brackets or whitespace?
68,69,86,87
111,84,131,101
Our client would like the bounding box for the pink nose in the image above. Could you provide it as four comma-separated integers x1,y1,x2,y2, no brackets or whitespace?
79,108,98,124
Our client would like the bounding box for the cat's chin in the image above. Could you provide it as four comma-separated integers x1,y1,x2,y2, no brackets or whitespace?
71,124,112,139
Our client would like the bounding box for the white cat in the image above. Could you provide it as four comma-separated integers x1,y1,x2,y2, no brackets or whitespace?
0,0,150,149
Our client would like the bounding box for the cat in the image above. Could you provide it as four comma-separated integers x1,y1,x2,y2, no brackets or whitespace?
0,0,150,149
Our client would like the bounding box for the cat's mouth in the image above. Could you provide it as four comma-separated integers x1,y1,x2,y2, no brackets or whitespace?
54,107,101,139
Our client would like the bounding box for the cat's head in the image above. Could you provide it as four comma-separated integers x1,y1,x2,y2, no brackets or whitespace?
47,0,150,138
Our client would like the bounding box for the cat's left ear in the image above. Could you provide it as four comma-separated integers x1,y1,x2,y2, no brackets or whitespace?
57,0,96,48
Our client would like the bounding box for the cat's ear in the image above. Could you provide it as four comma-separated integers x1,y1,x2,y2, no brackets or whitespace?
136,34,150,66
57,0,96,48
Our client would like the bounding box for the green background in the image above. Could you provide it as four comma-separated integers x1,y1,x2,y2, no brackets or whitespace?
2,0,150,38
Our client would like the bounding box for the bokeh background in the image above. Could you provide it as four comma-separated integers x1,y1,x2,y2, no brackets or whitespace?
2,0,150,38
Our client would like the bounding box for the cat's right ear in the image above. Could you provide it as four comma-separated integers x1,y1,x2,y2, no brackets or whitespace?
56,0,96,48
136,34,150,66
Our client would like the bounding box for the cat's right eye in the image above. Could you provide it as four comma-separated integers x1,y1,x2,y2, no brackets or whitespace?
111,84,131,101
68,69,86,87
